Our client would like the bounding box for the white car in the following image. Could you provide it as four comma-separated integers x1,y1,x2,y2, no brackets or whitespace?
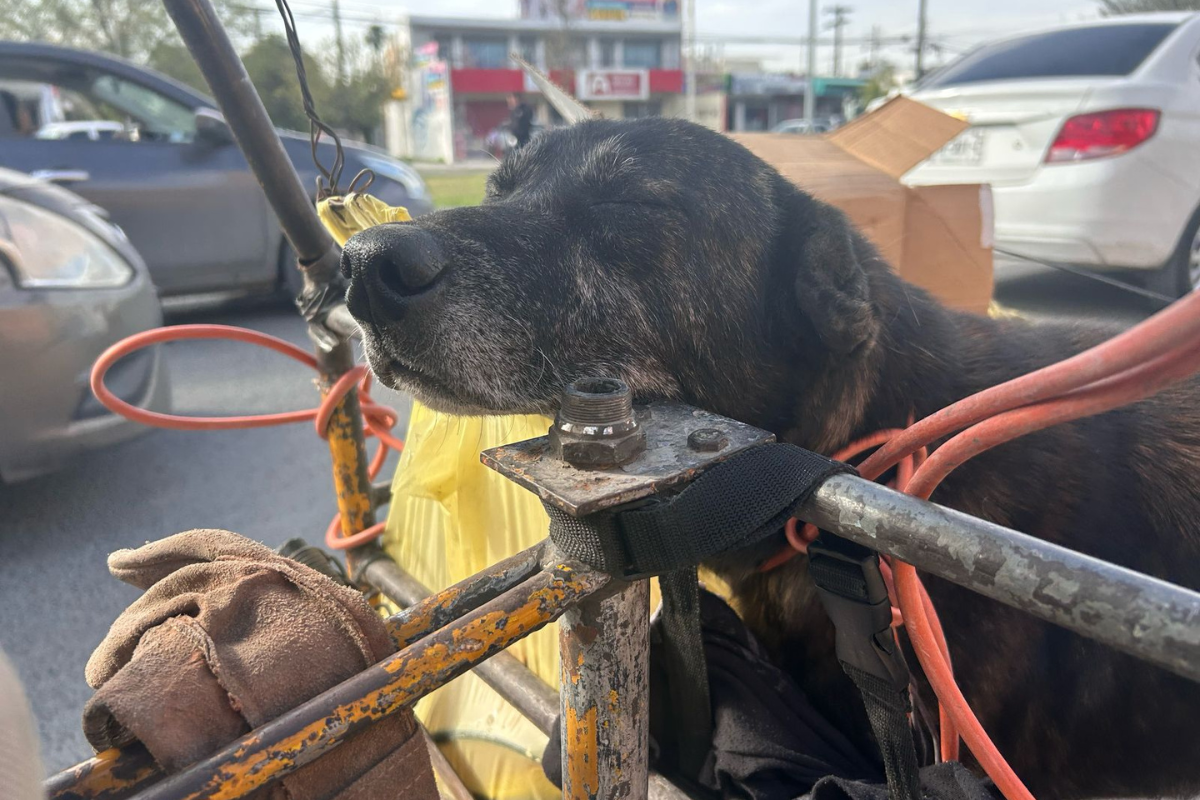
903,13,1200,296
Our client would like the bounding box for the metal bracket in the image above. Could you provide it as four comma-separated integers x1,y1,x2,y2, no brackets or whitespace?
482,401,774,516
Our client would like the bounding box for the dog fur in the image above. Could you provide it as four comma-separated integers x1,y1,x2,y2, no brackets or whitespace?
342,117,1200,800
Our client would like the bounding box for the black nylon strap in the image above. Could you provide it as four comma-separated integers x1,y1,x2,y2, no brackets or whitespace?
845,667,922,800
809,533,922,800
543,443,852,787
545,443,854,578
659,566,713,779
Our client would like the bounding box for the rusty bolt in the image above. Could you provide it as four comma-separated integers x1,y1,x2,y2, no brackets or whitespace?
687,428,728,452
549,377,647,469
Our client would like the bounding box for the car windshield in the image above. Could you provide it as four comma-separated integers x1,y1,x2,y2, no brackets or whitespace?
918,22,1179,89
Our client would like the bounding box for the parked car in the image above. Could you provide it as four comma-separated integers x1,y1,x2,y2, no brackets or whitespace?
771,118,835,135
903,13,1200,296
0,42,433,297
0,167,170,482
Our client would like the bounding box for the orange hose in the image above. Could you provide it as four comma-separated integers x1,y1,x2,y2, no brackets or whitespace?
89,324,403,550
93,296,1200,800
853,314,1200,799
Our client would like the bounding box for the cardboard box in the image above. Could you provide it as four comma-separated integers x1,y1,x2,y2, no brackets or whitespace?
730,96,994,314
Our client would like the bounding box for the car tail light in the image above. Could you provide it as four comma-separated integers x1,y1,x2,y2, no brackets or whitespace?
1046,108,1160,163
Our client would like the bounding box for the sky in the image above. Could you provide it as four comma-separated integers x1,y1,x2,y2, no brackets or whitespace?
276,0,1104,75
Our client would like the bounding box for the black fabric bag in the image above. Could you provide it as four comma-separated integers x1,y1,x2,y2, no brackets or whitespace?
543,589,998,800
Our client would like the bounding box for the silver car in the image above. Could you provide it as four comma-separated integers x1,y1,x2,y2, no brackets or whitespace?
0,168,170,482
0,41,433,297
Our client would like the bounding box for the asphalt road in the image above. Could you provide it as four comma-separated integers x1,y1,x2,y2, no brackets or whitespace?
0,264,1162,777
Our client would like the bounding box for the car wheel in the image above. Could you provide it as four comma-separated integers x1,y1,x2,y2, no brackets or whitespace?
1153,208,1200,298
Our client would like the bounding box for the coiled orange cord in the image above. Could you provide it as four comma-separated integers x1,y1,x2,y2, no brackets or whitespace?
92,290,1200,800
89,324,403,551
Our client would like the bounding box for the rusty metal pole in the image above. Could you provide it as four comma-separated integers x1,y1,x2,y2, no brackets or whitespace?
313,336,380,576
559,578,652,800
161,0,382,573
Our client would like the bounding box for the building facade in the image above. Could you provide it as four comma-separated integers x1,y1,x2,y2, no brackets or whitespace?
388,2,689,161
382,3,862,163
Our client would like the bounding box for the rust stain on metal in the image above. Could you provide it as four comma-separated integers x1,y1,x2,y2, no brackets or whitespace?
565,703,600,800
323,392,373,536
385,543,547,648
99,562,607,800
46,745,160,800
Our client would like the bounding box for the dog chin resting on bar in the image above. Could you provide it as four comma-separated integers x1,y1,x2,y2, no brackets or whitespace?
340,117,1200,800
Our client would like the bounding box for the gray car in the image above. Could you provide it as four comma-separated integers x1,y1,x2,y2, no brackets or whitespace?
0,42,433,297
0,168,170,482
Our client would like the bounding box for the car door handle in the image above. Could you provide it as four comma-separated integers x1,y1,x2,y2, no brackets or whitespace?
31,169,90,184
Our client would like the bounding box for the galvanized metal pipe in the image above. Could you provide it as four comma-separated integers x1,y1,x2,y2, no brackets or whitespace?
802,473,1200,683
120,562,607,800
162,0,339,281
560,579,651,800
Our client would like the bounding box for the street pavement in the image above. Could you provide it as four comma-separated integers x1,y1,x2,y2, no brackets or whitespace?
0,264,1159,775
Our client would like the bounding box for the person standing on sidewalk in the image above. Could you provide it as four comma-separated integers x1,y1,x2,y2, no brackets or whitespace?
507,93,534,150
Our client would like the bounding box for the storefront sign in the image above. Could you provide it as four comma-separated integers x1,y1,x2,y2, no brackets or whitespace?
577,69,650,100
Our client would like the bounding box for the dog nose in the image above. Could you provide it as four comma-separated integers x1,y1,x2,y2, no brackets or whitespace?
340,223,446,313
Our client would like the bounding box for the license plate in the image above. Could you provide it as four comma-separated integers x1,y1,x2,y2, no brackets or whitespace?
933,128,984,165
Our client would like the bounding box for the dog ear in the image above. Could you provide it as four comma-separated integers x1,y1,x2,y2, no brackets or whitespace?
783,190,881,356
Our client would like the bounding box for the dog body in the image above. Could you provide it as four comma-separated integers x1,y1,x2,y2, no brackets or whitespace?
342,118,1200,799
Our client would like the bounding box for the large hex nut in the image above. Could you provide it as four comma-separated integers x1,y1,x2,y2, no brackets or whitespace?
549,377,647,469
549,423,647,469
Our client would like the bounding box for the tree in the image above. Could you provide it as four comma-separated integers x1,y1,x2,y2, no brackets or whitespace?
308,30,396,144
859,60,898,106
0,0,252,66
240,34,333,134
1098,0,1200,12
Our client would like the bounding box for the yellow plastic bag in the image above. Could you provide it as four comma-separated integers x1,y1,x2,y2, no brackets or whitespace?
317,194,562,798
384,408,561,800
317,194,712,800
318,193,413,246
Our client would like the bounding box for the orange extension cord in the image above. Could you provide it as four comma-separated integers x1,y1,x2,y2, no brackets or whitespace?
89,324,404,551
90,290,1200,800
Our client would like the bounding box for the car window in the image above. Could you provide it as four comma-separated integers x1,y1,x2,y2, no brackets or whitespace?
88,75,196,142
918,23,1178,89
0,73,195,143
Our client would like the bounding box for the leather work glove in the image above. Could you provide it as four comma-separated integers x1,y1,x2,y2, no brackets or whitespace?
83,529,437,800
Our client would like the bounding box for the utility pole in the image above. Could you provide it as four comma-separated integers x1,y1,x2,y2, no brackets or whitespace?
684,0,696,123
823,4,852,78
333,0,347,89
804,0,817,124
253,8,263,39
867,24,882,72
915,0,928,79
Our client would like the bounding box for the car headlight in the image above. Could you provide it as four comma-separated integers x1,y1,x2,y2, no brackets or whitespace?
358,155,428,201
0,195,134,289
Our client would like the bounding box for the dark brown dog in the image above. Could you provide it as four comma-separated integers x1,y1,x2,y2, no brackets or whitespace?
341,117,1200,800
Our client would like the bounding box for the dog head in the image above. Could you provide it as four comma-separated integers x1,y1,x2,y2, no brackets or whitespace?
343,118,884,434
